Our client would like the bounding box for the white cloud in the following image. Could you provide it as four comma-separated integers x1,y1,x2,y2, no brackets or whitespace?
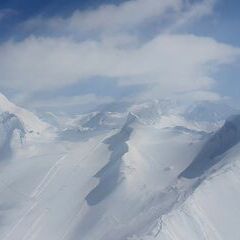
28,94,113,110
176,90,222,102
22,0,215,36
23,0,182,34
166,0,216,33
0,34,238,97
67,0,180,32
0,0,239,105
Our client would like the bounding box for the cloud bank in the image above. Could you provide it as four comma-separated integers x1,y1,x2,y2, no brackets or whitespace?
0,0,239,108
0,34,238,94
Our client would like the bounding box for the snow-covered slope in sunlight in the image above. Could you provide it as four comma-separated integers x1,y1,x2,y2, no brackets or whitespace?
0,131,113,240
0,96,239,240
0,93,49,133
130,115,240,240
180,114,240,178
144,143,240,240
62,113,206,240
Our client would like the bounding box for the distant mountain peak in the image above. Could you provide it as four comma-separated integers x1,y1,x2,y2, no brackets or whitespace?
185,101,237,123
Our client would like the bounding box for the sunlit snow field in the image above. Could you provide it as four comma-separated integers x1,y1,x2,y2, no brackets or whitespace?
0,93,240,240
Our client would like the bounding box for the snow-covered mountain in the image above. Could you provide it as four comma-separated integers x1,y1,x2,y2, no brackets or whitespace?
0,112,25,160
185,101,237,123
134,114,240,240
0,93,239,240
0,93,52,161
0,93,49,134
180,114,240,179
147,150,240,240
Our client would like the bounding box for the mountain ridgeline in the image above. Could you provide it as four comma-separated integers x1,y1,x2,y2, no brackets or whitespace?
180,114,240,178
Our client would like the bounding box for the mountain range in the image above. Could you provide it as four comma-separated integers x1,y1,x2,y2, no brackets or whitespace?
0,92,239,240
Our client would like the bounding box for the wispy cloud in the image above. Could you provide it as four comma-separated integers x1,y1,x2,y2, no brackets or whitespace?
0,0,239,107
165,0,216,33
21,0,217,37
23,0,181,35
0,34,238,93
27,94,114,112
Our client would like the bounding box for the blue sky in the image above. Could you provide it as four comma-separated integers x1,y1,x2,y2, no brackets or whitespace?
189,0,240,46
0,0,239,113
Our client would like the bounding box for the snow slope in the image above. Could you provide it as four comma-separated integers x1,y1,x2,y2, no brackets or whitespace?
180,114,240,178
133,115,240,240
143,142,240,240
0,93,49,133
0,106,205,240
0,132,113,240
60,113,207,240
0,94,239,240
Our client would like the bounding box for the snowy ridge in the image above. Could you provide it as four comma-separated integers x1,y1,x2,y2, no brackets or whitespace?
0,93,49,133
132,115,240,240
180,114,240,178
0,93,239,240
85,113,137,206
144,142,240,240
0,112,25,160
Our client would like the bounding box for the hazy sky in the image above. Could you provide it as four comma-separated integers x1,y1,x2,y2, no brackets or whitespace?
0,0,239,113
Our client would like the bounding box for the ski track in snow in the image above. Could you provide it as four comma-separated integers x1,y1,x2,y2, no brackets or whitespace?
30,155,66,199
0,133,111,240
2,202,39,240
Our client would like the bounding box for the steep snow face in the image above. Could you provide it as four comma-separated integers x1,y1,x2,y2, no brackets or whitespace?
0,93,49,133
82,111,127,130
85,113,137,206
180,114,240,178
64,113,206,240
0,112,25,160
145,143,240,240
58,112,127,141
